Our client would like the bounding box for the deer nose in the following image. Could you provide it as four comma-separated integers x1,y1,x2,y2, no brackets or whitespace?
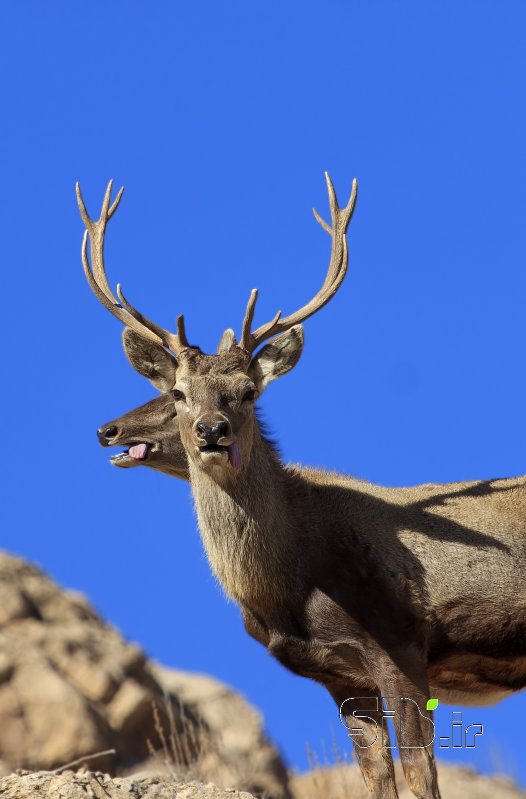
195,421,230,445
97,425,119,446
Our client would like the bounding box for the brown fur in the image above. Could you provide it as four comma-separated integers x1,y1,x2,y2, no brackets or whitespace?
99,384,526,799
83,175,514,799
99,393,188,478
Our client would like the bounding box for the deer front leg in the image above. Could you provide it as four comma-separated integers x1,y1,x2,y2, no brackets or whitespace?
374,653,441,799
328,683,399,799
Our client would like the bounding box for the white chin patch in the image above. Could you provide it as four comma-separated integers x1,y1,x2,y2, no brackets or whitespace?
200,449,228,462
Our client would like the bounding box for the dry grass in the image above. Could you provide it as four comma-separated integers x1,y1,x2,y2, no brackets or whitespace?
291,755,526,799
291,763,366,799
292,736,360,799
146,696,215,781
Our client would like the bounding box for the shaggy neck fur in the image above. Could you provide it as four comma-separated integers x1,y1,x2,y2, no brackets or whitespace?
188,423,303,612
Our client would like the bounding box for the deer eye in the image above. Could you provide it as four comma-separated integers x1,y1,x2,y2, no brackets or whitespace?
171,388,186,402
242,388,257,403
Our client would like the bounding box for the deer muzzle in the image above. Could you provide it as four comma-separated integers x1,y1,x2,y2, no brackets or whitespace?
193,417,241,471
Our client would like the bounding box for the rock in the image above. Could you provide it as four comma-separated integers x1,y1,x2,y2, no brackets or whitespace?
106,678,154,734
0,552,290,799
0,771,257,799
0,633,112,770
0,552,185,771
153,665,291,799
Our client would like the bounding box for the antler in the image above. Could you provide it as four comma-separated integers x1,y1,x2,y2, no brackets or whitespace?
76,180,192,355
239,173,358,353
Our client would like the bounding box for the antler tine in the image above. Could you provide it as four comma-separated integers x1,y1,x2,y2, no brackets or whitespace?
76,181,124,303
77,181,193,356
108,184,125,219
80,231,163,347
240,289,258,351
115,285,191,354
176,315,190,349
317,173,358,288
241,174,358,354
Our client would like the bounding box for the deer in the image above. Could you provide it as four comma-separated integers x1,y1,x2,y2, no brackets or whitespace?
99,379,526,788
77,176,526,799
98,392,189,479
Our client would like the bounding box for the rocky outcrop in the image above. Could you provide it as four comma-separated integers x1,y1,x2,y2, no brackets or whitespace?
0,771,256,798
1,551,523,799
154,665,290,799
1,762,524,799
0,552,189,772
0,552,290,798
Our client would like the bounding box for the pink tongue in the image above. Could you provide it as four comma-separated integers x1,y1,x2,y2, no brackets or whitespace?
129,443,148,460
227,442,242,471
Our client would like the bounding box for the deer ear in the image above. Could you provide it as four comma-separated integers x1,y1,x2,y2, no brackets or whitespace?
249,326,304,392
217,328,237,353
122,328,178,392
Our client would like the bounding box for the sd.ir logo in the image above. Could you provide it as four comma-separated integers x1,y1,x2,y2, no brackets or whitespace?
339,697,484,749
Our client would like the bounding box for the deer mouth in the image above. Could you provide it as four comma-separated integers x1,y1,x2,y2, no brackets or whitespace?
199,444,227,455
110,442,155,468
198,442,242,471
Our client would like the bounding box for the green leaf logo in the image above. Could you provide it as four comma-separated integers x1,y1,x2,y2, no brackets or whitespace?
426,698,439,711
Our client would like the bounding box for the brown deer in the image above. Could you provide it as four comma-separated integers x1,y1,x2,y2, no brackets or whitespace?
99,392,189,479
78,177,526,799
100,385,526,786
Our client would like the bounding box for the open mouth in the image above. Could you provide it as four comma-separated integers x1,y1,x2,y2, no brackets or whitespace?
110,442,153,468
198,442,242,471
199,444,228,455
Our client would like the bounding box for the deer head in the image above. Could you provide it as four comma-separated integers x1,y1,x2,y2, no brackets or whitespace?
96,330,239,479
77,175,357,480
97,392,189,479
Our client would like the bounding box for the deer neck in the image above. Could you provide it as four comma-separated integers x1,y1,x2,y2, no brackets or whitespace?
188,427,298,609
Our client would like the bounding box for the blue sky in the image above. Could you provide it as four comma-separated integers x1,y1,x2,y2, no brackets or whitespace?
1,0,526,785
